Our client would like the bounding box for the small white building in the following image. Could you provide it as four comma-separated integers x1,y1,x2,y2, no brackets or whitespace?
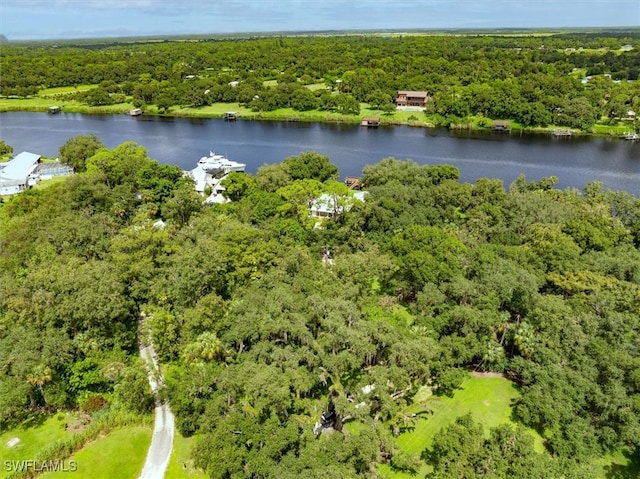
0,152,41,195
309,191,368,219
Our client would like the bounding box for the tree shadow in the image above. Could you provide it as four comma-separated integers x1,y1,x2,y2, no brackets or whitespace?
18,412,48,430
605,448,640,479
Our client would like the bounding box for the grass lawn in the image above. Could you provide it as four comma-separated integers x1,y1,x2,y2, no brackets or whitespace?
305,83,330,91
39,426,152,479
165,432,207,479
171,102,253,117
39,85,97,96
396,376,530,455
593,448,640,478
0,413,77,478
0,97,75,111
0,97,135,115
378,374,543,479
32,176,71,190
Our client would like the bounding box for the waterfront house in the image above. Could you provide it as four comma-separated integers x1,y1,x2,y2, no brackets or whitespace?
0,152,41,195
395,91,429,110
0,152,74,195
309,191,368,219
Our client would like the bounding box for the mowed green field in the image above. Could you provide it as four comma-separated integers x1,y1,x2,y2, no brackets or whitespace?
0,413,76,478
38,426,152,479
165,432,207,479
378,374,542,479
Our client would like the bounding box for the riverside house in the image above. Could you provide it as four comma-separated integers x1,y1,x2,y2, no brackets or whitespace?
395,91,429,110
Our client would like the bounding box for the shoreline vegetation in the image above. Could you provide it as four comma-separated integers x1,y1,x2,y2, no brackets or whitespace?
1,31,639,141
0,98,636,139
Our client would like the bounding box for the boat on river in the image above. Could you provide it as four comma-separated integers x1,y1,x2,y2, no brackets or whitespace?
187,151,246,202
197,151,246,174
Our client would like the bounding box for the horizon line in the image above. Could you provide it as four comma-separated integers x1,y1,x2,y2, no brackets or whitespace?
3,25,640,44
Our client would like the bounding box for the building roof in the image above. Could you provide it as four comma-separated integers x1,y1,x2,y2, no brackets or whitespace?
187,166,208,193
397,91,429,98
310,191,368,216
0,152,41,181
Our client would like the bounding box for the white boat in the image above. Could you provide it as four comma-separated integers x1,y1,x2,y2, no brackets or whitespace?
623,132,639,141
197,151,246,174
186,151,246,200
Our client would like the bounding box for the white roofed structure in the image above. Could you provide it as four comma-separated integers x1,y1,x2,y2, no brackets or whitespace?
0,152,41,195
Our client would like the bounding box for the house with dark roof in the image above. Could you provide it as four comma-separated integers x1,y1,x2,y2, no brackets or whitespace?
395,91,429,110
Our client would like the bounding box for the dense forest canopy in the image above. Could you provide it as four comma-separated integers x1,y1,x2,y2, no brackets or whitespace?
1,135,639,477
1,31,639,129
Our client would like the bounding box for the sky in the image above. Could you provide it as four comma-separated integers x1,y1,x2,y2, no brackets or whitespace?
0,0,639,41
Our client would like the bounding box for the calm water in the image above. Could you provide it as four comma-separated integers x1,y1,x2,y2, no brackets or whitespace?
1,112,639,195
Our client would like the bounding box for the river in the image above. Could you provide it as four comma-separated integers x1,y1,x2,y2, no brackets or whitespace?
1,112,639,195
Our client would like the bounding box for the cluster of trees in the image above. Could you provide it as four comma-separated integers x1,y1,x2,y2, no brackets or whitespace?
1,32,639,128
0,136,201,422
1,136,640,476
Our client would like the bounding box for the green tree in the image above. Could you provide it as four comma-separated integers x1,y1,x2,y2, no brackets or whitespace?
221,172,256,202
0,140,14,156
283,151,338,182
114,360,154,414
162,184,203,227
58,134,104,173
255,162,292,192
86,141,150,188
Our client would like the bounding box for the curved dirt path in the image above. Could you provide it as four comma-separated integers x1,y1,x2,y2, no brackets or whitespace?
138,339,174,479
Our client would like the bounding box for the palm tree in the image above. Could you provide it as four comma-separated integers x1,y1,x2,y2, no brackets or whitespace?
181,332,224,364
26,364,52,408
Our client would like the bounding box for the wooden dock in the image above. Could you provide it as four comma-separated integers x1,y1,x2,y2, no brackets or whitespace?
361,118,380,128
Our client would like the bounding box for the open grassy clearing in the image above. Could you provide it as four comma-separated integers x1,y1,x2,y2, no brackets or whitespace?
39,85,97,96
378,375,543,479
32,175,71,190
0,413,77,478
0,97,77,110
0,97,135,115
378,374,637,479
38,426,152,479
165,432,207,479
593,448,640,478
304,83,329,91
171,102,252,117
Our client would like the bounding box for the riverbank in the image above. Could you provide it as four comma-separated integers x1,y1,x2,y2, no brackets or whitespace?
2,110,639,196
1,98,635,140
